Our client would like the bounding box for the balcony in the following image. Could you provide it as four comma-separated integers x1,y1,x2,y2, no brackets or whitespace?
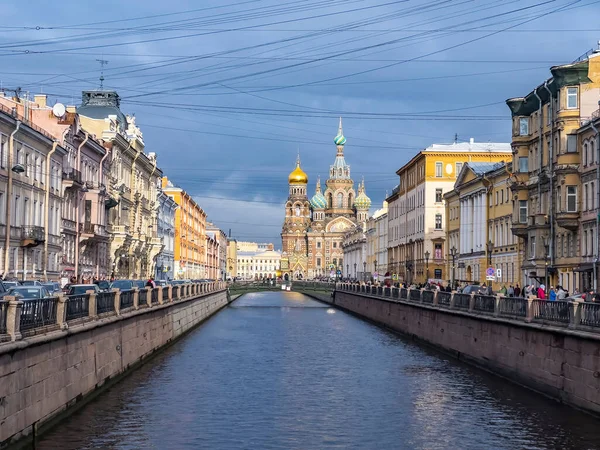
511,222,528,237
81,222,95,238
21,226,45,248
62,169,83,189
556,211,580,230
107,225,130,235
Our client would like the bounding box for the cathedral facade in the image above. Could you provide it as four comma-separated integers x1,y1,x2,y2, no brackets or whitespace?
280,120,371,280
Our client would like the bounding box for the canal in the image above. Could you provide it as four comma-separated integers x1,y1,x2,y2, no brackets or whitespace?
37,292,600,450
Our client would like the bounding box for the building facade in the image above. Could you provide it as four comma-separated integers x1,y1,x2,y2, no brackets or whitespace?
445,162,521,290
0,100,66,281
155,190,177,281
280,120,371,280
341,225,367,281
236,243,281,280
386,140,511,285
161,177,206,280
227,238,238,279
206,223,227,281
506,49,600,293
77,90,163,280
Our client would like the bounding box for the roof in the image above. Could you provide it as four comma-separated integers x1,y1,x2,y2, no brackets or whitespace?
77,90,127,126
466,162,505,175
425,141,511,153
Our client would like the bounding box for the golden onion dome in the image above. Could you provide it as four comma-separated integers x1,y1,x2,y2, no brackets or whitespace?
288,161,308,185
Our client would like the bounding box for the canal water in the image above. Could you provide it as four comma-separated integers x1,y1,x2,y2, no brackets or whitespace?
37,292,600,450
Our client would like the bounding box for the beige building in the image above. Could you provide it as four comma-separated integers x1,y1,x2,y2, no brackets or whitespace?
445,162,521,290
387,140,511,285
506,48,600,292
226,238,238,279
78,90,163,280
0,100,67,281
206,223,227,280
236,242,281,280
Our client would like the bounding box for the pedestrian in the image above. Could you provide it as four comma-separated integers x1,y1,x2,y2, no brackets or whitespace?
499,285,507,295
507,285,514,297
549,286,557,301
556,285,566,300
146,276,156,288
537,284,546,300
514,284,521,298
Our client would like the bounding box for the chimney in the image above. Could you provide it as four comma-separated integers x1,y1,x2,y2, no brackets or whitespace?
469,138,474,145
34,94,47,108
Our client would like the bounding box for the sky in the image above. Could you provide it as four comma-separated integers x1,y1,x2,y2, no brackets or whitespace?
1,0,600,247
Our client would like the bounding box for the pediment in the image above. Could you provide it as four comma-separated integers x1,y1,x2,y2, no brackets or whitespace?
325,217,355,233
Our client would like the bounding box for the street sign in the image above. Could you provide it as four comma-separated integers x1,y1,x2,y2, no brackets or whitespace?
486,266,495,281
496,268,502,280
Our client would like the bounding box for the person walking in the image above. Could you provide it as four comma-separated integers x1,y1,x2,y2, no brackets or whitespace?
507,285,514,297
549,286,557,301
146,276,156,288
514,284,521,298
537,284,546,300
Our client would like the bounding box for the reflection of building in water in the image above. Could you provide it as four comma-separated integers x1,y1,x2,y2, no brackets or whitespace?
280,119,371,280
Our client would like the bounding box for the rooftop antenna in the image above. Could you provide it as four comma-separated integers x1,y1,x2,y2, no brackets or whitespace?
96,59,109,89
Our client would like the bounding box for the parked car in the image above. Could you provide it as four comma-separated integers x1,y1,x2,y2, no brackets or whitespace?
3,281,18,290
20,280,43,286
8,286,51,300
156,280,169,287
460,285,489,295
94,280,111,292
42,282,61,295
134,280,147,289
66,284,100,295
0,280,7,299
110,279,135,291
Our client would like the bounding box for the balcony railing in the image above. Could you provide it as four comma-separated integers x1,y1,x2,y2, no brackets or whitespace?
20,297,58,332
21,226,45,242
62,169,82,184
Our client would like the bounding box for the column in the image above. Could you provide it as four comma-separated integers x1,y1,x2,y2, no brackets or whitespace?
459,199,464,254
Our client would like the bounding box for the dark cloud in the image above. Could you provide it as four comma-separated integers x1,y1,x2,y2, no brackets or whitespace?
2,0,599,245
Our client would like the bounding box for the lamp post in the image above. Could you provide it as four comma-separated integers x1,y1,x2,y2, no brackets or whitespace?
346,263,349,281
354,262,357,280
486,240,494,267
374,260,378,282
363,261,366,282
424,250,430,283
391,256,395,277
450,246,457,290
543,235,549,295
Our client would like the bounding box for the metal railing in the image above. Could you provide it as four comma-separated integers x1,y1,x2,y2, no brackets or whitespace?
66,294,90,321
120,290,134,310
21,226,45,241
151,287,160,305
335,283,600,332
20,297,58,332
62,169,82,184
97,291,116,314
0,301,7,334
172,285,180,300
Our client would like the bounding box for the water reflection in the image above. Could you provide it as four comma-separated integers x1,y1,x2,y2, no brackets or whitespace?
33,292,600,450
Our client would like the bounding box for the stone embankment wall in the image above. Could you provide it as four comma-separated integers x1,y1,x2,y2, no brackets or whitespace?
0,288,230,448
328,290,600,415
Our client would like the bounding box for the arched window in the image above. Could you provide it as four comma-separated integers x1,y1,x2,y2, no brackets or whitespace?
348,193,353,207
328,193,333,208
338,168,342,177
337,193,344,208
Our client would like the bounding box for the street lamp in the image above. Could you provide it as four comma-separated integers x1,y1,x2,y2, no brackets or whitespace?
363,261,366,282
486,240,494,267
391,256,395,276
543,235,550,294
374,260,378,282
424,250,430,283
354,262,357,279
450,246,457,289
346,263,349,280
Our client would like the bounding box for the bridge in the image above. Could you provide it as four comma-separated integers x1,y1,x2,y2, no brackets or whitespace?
2,281,600,449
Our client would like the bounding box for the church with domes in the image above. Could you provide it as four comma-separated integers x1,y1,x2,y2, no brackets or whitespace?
280,119,370,280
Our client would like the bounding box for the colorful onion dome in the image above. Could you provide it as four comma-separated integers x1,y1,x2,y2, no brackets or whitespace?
288,155,308,184
334,117,346,146
310,178,327,209
354,180,371,209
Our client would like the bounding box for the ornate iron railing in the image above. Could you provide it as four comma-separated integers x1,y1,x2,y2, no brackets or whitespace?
579,302,600,327
533,300,570,324
453,293,471,310
97,291,116,314
437,291,451,307
422,290,435,304
0,301,7,334
66,294,90,321
120,290,134,310
151,287,160,305
499,297,527,318
474,295,496,314
20,297,58,331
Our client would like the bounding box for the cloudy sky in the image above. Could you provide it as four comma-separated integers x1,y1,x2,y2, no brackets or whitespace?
1,0,599,246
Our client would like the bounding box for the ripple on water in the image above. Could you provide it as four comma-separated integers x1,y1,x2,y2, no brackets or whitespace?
35,292,600,450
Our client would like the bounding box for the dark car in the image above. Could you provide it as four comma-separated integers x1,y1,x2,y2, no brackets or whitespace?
461,285,489,295
94,280,111,292
67,284,100,295
111,280,134,291
134,280,147,289
42,282,61,295
20,280,43,286
8,286,52,300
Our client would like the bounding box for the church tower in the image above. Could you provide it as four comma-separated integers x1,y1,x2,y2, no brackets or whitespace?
281,154,311,279
310,177,326,222
354,179,372,223
324,118,356,215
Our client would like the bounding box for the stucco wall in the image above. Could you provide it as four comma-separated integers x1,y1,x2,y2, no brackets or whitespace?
0,290,229,448
329,291,600,415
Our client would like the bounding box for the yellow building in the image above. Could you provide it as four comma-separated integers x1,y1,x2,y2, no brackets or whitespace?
506,48,600,292
445,162,521,290
161,177,206,279
386,139,511,285
226,238,238,279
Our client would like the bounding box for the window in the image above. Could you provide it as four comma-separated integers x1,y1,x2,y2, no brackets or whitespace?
566,186,577,212
336,192,343,208
592,182,596,210
500,190,504,204
584,143,588,165
518,157,528,173
316,257,321,267
519,200,528,223
530,236,536,259
567,87,578,109
317,241,321,249
435,188,443,203
435,214,442,230
434,269,442,279
455,162,463,176
435,162,442,177
333,242,337,248
567,134,577,153
519,117,529,136
584,184,589,211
